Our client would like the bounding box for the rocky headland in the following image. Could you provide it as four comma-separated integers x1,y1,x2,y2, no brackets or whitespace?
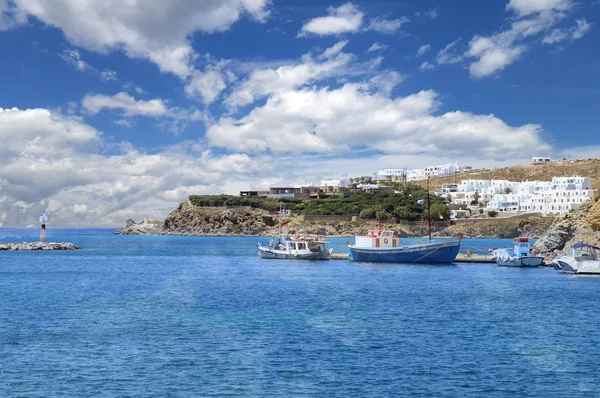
115,199,556,239
0,242,81,251
534,196,600,253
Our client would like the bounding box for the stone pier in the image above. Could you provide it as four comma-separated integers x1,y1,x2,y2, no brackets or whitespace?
0,242,81,251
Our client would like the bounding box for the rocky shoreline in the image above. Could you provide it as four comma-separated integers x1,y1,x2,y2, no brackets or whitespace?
0,242,81,251
115,199,557,240
534,197,600,253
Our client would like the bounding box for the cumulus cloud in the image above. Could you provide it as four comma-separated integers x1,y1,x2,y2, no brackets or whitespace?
298,3,364,36
0,107,279,226
506,0,573,17
4,0,271,103
433,0,584,78
82,93,169,117
542,18,592,44
367,42,387,52
419,61,435,71
208,82,550,160
225,41,356,109
365,16,409,34
416,44,431,57
462,0,582,78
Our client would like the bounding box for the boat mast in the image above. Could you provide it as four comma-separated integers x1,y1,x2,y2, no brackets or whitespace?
427,177,432,242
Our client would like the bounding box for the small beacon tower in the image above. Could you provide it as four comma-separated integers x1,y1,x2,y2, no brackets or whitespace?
39,211,48,243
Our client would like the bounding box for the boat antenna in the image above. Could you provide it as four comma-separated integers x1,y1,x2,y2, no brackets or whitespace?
377,210,382,232
427,177,432,243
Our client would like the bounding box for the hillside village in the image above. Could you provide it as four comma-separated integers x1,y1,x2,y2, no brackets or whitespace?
240,157,599,220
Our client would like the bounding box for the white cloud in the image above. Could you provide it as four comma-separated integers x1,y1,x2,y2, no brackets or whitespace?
419,61,435,71
73,204,88,214
5,0,271,102
416,44,431,57
506,0,573,17
436,39,464,64
414,7,439,20
367,42,387,52
460,0,582,78
366,16,409,34
0,0,27,30
0,107,279,226
298,3,363,36
82,92,169,117
208,82,551,161
100,70,117,81
542,19,592,43
61,49,91,72
225,41,356,109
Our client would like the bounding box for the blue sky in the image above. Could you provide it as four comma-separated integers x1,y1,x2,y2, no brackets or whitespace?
0,0,598,226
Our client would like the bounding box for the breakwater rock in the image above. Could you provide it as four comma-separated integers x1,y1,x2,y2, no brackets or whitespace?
0,242,81,251
114,217,164,235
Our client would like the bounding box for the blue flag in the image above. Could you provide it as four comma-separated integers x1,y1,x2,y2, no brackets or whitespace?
417,199,425,206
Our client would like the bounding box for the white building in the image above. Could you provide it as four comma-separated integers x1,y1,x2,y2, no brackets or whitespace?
375,169,406,181
320,179,349,188
532,157,552,165
378,161,472,182
486,176,594,214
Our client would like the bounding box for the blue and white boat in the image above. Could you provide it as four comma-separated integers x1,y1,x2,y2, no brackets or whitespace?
347,228,461,263
491,237,544,267
257,206,333,260
347,181,461,264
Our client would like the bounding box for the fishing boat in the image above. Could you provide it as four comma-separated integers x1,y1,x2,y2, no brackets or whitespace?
257,207,333,260
491,237,544,267
553,242,600,274
346,178,461,264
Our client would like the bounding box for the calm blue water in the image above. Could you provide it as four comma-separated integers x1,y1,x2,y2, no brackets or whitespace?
1,229,599,397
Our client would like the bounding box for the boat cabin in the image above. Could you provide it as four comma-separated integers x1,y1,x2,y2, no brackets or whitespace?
354,229,398,248
569,243,599,261
273,237,327,253
513,237,530,257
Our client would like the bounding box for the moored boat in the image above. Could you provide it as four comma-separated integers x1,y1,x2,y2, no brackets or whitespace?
257,234,333,260
256,206,333,260
491,237,544,267
553,242,600,274
347,229,461,263
347,178,461,264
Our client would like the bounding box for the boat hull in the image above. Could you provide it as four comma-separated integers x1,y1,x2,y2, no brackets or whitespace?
553,259,600,274
497,256,544,267
257,246,332,260
348,240,460,264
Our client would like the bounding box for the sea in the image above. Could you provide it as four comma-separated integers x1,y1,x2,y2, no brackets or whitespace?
1,228,599,397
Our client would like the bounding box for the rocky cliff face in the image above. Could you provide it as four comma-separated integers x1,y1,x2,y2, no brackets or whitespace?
115,200,446,237
533,197,600,253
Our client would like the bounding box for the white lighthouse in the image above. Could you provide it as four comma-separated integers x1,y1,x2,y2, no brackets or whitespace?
39,211,48,243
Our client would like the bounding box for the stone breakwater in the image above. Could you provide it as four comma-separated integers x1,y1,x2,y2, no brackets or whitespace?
0,242,81,251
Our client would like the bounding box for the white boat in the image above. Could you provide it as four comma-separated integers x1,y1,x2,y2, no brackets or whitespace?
256,206,333,260
257,234,333,260
553,242,600,274
491,237,544,267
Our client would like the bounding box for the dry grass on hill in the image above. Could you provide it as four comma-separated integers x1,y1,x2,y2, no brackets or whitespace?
413,158,600,190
